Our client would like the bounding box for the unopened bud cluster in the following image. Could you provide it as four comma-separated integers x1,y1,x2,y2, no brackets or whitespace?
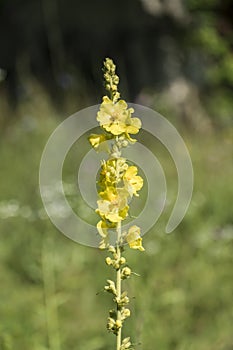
105,245,132,338
103,58,120,103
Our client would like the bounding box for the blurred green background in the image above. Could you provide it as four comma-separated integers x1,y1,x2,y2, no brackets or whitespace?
0,0,232,349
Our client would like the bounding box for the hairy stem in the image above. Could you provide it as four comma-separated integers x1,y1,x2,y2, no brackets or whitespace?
116,221,122,350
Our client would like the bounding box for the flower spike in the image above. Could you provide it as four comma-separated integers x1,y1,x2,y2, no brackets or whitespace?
89,58,145,350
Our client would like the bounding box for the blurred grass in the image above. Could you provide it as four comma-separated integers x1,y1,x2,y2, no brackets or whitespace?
0,95,232,350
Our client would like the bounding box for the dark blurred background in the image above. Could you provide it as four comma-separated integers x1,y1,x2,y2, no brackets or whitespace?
1,0,233,127
0,1,232,349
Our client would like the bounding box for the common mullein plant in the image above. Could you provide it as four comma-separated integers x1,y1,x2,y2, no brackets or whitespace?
89,58,144,350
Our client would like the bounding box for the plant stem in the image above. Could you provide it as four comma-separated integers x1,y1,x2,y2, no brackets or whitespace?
116,221,122,350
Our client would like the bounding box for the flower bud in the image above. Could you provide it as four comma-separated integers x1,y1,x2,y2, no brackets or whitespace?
122,140,128,147
122,337,131,344
105,63,111,71
121,267,131,279
113,261,120,270
105,257,113,265
119,257,126,265
115,319,122,329
105,84,111,90
113,76,119,84
115,291,129,306
104,280,117,295
121,308,131,320
120,337,132,350
104,73,110,82
108,245,116,254
107,317,115,331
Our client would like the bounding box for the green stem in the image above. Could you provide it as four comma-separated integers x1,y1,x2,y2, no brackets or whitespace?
116,221,122,350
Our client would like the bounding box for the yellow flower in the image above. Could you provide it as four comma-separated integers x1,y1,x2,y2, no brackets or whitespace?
97,96,127,135
96,187,129,223
97,96,141,137
88,133,110,152
123,166,143,197
98,158,128,191
125,117,142,136
126,225,145,251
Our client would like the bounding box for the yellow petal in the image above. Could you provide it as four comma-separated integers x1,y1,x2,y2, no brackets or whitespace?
126,225,145,251
97,199,111,216
128,237,145,251
102,95,111,104
89,134,101,148
88,133,110,152
125,166,137,178
99,187,117,201
117,99,128,109
126,125,139,134
125,132,137,143
105,123,126,135
118,205,129,220
106,213,122,223
131,117,142,129
124,166,143,196
97,220,108,237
